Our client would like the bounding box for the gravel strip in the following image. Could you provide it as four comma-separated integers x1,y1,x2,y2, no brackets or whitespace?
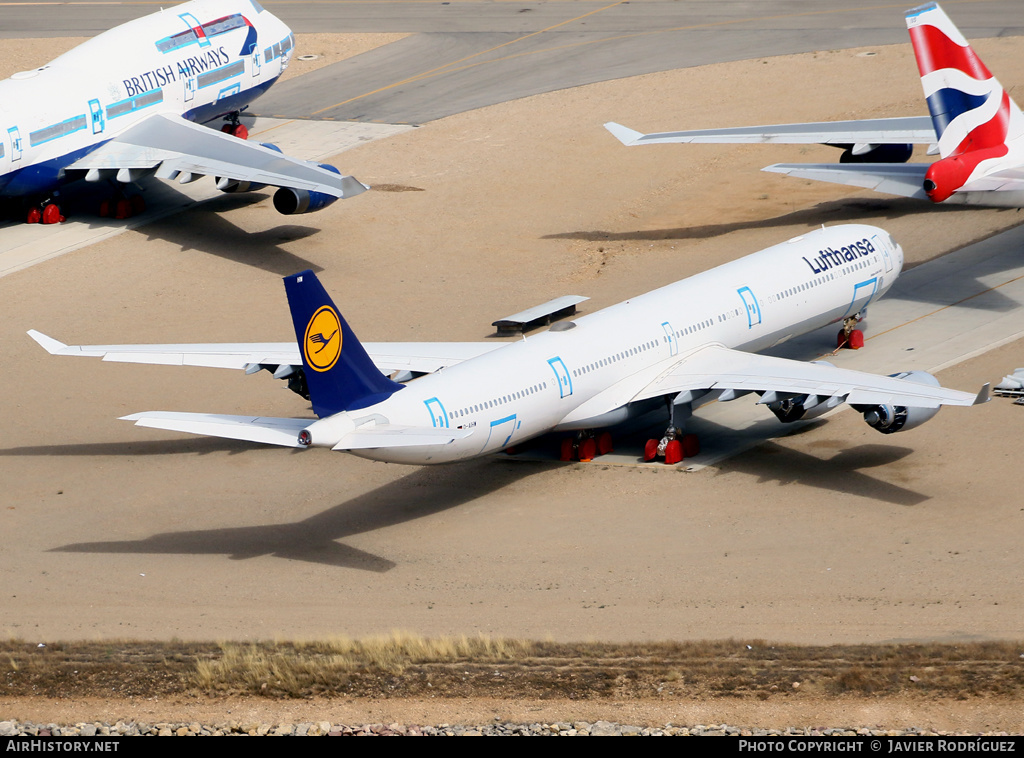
0,720,1016,736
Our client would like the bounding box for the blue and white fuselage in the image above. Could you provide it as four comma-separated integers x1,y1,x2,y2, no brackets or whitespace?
328,224,906,463
32,224,986,465
0,0,364,213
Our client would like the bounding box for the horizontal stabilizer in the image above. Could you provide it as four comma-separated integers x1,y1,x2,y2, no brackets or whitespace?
762,162,930,199
604,117,936,146
335,424,473,450
121,412,308,447
603,122,645,146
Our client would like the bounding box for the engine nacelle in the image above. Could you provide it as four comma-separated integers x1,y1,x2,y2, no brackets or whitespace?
273,162,342,215
855,370,942,434
215,145,281,194
768,396,833,424
273,187,340,215
217,178,268,193
839,143,913,164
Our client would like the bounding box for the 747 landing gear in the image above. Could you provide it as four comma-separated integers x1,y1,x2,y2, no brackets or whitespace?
221,111,249,140
837,312,865,350
26,194,65,224
98,190,146,220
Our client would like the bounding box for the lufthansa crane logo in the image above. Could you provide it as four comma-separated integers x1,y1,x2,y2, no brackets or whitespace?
303,306,342,372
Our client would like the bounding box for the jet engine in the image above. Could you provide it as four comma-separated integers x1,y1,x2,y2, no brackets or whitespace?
853,370,942,434
273,162,342,215
838,143,913,164
767,395,833,423
766,362,839,423
273,187,339,214
216,178,268,193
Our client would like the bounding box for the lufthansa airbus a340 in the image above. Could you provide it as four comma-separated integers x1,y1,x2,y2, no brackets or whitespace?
0,0,366,223
29,224,988,466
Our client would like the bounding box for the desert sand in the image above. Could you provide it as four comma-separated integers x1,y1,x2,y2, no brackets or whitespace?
1,33,1023,729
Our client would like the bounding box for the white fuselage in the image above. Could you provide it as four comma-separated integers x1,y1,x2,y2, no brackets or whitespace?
331,224,903,464
0,0,292,196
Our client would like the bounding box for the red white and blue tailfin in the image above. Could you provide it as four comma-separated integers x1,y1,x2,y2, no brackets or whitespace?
907,3,1024,201
284,270,403,418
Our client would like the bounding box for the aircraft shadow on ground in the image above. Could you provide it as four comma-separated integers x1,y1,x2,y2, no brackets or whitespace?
545,198,1024,313
707,424,928,507
49,458,550,572
0,437,278,458
137,195,325,277
541,197,992,244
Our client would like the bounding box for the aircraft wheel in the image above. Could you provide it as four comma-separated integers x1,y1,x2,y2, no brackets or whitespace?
597,431,613,456
26,207,41,224
41,204,64,224
578,438,597,462
223,123,249,140
847,328,864,349
559,438,575,462
681,433,700,459
643,438,659,462
130,195,146,215
664,439,684,465
836,328,848,349
114,199,132,219
98,200,111,217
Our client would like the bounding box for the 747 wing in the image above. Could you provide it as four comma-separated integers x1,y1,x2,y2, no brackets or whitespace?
69,113,368,213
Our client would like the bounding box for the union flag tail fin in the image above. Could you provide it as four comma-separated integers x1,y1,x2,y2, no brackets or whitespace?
283,271,403,418
907,2,1024,159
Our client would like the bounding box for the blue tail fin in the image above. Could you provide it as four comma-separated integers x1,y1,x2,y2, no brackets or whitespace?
283,270,403,418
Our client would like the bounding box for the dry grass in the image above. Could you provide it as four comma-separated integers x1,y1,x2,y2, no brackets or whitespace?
3,636,1024,701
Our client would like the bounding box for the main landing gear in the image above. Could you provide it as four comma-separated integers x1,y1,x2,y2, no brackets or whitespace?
836,312,865,350
643,395,699,465
221,111,249,141
98,192,146,220
25,195,65,225
558,430,614,462
643,427,700,465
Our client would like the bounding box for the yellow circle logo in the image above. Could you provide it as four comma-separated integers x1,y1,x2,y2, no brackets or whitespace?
303,306,342,372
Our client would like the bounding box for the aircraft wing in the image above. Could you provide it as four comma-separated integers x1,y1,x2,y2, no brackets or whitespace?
121,411,471,449
123,412,310,447
761,162,931,199
27,330,501,375
68,112,367,199
559,344,984,425
604,117,936,146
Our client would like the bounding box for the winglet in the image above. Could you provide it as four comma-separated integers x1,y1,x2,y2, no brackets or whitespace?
27,330,68,354
341,174,370,198
973,382,991,405
604,122,644,147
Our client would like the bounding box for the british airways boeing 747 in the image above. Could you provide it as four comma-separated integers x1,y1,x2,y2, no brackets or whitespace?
0,0,366,224
606,4,1024,208
29,224,988,466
